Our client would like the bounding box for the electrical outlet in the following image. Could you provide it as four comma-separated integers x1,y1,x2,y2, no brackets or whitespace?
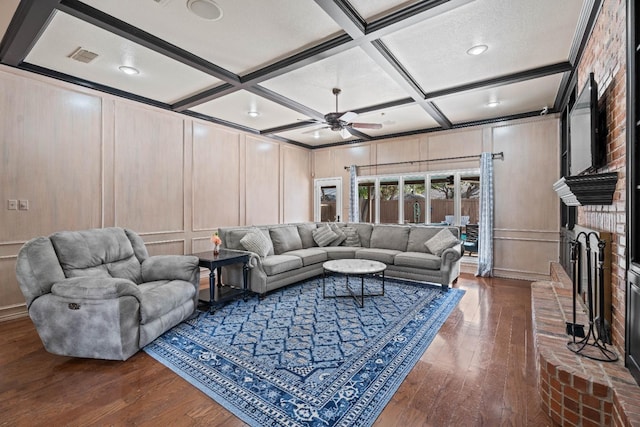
7,200,17,210
18,200,29,210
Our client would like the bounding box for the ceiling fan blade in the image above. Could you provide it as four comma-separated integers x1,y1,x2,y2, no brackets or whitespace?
301,126,329,135
350,122,382,129
339,111,358,123
340,128,351,139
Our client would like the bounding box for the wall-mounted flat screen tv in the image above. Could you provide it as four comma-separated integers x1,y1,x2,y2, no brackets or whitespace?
569,72,604,176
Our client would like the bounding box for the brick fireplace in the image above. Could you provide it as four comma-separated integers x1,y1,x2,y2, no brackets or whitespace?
531,264,640,426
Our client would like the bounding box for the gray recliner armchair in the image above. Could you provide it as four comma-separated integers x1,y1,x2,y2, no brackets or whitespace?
15,227,200,361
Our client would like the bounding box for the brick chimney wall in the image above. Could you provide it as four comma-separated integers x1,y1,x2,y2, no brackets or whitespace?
574,0,627,354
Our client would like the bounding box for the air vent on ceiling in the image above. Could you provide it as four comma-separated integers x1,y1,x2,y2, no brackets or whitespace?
68,47,98,64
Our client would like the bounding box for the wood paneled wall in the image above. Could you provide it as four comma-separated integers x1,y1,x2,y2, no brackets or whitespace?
0,64,561,320
0,66,311,320
312,117,561,282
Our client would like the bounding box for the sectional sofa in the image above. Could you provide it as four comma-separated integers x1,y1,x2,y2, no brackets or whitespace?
218,222,463,295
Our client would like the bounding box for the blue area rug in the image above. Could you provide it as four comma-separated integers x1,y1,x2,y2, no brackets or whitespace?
144,276,465,426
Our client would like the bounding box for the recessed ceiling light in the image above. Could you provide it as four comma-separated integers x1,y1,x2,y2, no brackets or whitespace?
313,131,320,139
486,100,500,108
118,65,139,75
247,111,260,118
187,0,223,21
467,44,488,56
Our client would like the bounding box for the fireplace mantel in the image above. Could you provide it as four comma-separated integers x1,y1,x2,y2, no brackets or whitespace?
553,172,618,206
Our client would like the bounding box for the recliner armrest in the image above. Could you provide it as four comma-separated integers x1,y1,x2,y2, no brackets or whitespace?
51,277,141,300
141,255,199,283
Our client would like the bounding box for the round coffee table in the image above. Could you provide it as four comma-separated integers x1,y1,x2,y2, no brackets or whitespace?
322,259,386,307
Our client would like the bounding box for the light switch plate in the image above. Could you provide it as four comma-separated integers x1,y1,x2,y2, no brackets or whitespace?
18,200,28,210
8,200,17,210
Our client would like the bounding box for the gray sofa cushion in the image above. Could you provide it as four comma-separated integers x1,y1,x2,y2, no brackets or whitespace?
425,228,460,256
312,224,338,247
270,225,303,254
262,255,303,275
322,246,358,260
369,225,409,251
394,252,441,270
50,228,142,284
355,248,401,265
283,248,328,266
297,223,317,248
138,280,196,323
350,223,373,247
407,226,442,253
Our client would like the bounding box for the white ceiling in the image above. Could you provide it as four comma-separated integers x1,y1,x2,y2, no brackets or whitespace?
0,0,592,147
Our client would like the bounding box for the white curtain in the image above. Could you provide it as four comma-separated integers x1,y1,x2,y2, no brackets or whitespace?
476,152,494,277
348,165,359,223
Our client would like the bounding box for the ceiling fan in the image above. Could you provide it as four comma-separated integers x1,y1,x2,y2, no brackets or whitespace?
303,88,382,139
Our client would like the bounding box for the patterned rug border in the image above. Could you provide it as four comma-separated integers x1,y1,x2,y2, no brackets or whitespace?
144,278,465,426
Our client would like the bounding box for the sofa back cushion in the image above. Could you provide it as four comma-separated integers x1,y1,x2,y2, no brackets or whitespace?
269,225,303,254
349,223,373,247
369,225,409,251
50,227,142,284
407,226,442,253
296,223,317,248
407,226,460,253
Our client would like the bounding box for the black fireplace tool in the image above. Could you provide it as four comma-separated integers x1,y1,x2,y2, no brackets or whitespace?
565,240,585,338
566,232,617,362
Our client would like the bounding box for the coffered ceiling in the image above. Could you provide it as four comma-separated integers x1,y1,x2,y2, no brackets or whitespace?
0,0,597,148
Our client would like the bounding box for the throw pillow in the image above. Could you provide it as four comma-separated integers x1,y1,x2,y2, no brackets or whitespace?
424,228,459,256
312,224,338,247
341,226,361,247
269,226,303,254
328,223,347,246
240,229,272,258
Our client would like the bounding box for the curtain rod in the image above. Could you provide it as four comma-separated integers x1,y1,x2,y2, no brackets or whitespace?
343,151,504,170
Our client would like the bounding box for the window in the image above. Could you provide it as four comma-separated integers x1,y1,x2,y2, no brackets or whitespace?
429,175,455,224
403,178,425,223
356,169,480,225
460,174,480,225
379,178,399,224
358,180,376,223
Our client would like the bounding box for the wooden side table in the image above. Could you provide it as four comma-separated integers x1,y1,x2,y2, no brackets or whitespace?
192,249,251,313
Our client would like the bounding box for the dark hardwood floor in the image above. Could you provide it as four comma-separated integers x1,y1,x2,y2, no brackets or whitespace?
0,274,552,426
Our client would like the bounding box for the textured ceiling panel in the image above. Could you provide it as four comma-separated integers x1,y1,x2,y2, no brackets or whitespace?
79,0,343,75
261,47,409,115
24,11,221,104
382,0,585,93
433,74,564,123
190,89,307,130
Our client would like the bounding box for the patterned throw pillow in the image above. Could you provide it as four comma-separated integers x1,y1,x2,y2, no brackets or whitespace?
341,226,361,247
240,229,272,258
312,224,338,247
328,223,347,246
424,228,459,256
